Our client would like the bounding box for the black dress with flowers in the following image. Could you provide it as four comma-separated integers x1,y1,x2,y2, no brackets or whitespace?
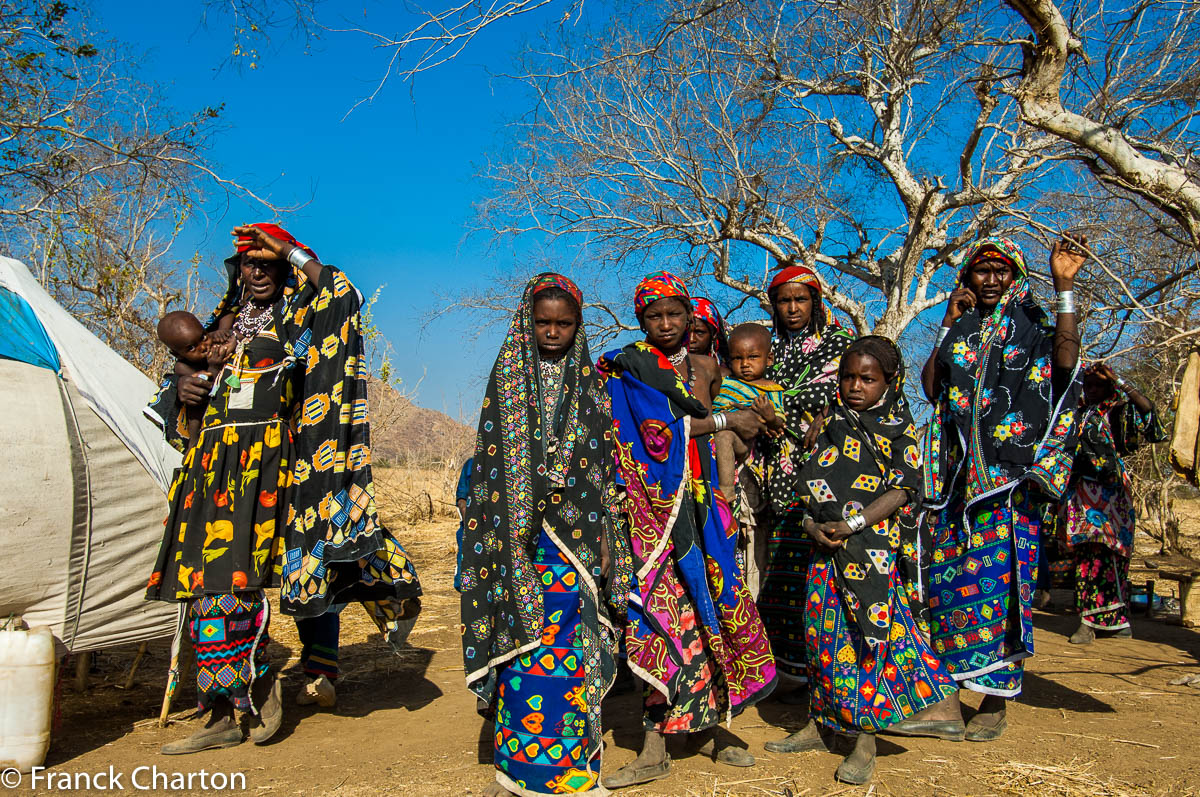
146,314,295,599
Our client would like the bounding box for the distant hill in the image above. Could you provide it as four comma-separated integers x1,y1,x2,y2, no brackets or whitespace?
367,379,475,466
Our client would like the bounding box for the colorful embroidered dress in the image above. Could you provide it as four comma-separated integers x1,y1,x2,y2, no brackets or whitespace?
798,356,957,732
600,340,776,732
1064,397,1165,630
923,237,1081,697
459,274,631,797
759,265,854,684
146,227,423,711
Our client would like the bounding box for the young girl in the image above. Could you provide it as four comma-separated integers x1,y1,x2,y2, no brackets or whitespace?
765,336,958,784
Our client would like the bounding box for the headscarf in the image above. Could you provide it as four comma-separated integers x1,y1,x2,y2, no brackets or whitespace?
769,265,832,332
690,296,729,364
799,337,922,648
529,271,584,307
634,270,689,316
460,273,630,751
204,222,315,328
924,236,1083,507
234,222,317,260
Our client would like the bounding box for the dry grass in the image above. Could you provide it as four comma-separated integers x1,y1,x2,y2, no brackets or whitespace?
374,462,466,527
974,758,1196,797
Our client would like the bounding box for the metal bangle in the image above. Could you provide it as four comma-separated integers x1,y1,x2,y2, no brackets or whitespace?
1055,290,1076,315
287,245,313,270
847,514,866,533
1116,377,1132,392
713,412,728,432
935,326,951,348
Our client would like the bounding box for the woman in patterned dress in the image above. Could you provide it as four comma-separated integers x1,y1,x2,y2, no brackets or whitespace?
1064,363,1165,644
906,235,1085,742
459,273,631,797
147,223,422,754
757,265,854,706
765,336,959,784
599,272,775,790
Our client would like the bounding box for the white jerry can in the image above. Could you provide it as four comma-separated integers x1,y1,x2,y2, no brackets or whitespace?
0,627,56,772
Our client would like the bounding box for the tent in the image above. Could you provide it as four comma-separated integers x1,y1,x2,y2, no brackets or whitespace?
0,256,180,653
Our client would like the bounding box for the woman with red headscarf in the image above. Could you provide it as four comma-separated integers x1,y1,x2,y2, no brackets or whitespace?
146,224,422,754
756,265,855,715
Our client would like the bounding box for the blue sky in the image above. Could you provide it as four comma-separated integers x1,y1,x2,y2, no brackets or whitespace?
94,0,567,420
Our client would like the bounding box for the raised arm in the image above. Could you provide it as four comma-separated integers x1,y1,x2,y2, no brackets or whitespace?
922,287,976,402
1094,363,1153,414
233,224,325,285
1049,235,1086,374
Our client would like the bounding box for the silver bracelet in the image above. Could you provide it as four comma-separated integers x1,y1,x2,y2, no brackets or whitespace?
935,326,951,348
1055,290,1076,315
846,514,866,533
287,245,313,270
1116,377,1132,392
713,412,728,432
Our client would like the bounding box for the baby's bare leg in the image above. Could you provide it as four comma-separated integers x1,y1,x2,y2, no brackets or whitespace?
715,430,745,500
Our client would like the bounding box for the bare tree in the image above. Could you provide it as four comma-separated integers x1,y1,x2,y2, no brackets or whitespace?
1,1,271,374
1004,0,1200,250
474,1,1077,338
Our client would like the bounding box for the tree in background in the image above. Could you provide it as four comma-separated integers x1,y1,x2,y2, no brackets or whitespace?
1,1,266,375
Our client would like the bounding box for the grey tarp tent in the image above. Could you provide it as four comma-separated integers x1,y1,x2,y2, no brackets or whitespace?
0,256,180,653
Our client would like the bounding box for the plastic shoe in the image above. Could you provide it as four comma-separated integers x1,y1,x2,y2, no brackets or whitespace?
295,674,336,708
764,723,827,754
835,736,876,785
161,717,242,755
1069,623,1096,645
882,718,966,742
964,712,1007,742
250,677,283,744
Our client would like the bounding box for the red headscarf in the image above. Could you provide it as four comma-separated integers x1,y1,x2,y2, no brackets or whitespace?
529,272,584,308
768,264,822,297
236,222,318,261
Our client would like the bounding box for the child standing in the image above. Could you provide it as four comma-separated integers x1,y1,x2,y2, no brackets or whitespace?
712,322,787,594
764,336,959,784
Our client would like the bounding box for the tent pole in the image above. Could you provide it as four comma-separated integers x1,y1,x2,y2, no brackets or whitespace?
124,641,149,690
159,604,190,726
74,652,91,692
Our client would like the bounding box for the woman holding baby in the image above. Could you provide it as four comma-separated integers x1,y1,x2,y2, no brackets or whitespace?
145,224,422,755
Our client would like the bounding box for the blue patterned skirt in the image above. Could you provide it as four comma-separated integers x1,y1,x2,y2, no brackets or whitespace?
494,532,600,796
928,486,1039,697
807,552,958,733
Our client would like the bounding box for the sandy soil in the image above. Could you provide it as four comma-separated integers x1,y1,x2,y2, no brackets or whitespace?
12,520,1200,797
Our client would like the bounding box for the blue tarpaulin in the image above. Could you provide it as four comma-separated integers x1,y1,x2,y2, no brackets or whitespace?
0,285,60,371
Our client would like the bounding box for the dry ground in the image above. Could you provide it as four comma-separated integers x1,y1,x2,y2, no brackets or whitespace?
13,518,1200,797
